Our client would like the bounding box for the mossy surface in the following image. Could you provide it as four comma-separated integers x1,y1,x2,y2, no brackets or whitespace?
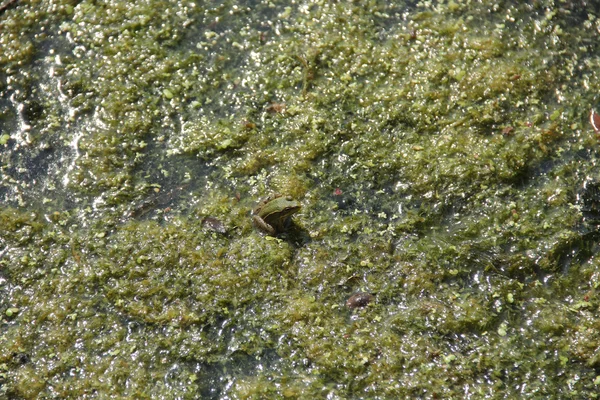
2,0,600,398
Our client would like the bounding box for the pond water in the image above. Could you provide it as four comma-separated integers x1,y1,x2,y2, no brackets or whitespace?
2,0,600,398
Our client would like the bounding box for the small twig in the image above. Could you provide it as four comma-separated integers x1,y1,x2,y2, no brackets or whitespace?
0,0,19,16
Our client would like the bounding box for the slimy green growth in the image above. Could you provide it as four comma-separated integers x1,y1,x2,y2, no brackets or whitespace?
1,1,600,398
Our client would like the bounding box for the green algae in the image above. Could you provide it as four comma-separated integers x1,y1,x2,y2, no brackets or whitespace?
3,0,600,398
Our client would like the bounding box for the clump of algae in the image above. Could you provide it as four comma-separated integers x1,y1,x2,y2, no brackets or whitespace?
2,0,600,398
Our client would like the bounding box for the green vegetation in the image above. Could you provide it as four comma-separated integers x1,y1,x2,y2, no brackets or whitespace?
2,0,600,398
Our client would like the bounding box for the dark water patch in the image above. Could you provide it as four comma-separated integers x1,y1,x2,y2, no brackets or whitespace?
579,179,600,229
544,233,597,275
0,0,20,16
127,182,191,220
194,348,281,399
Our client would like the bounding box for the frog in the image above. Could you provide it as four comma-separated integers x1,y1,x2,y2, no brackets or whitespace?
252,194,301,235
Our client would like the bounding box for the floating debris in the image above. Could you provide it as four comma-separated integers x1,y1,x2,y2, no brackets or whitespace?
201,216,227,234
128,183,189,219
346,292,374,309
265,102,286,114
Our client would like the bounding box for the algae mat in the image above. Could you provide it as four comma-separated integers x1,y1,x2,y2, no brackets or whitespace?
2,0,600,398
